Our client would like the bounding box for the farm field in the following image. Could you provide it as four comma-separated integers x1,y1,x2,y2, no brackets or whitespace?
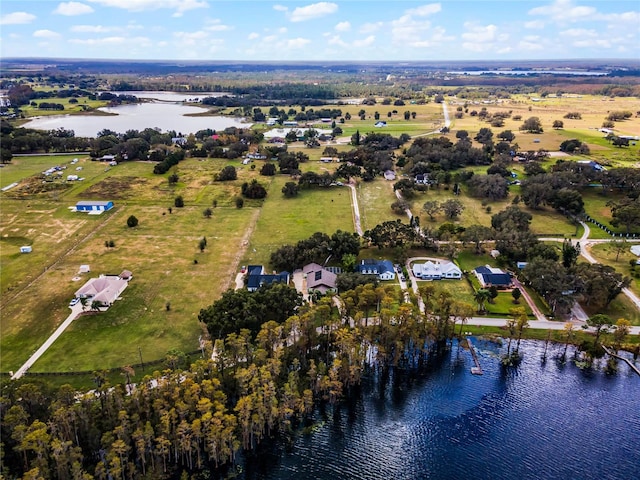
1,90,639,379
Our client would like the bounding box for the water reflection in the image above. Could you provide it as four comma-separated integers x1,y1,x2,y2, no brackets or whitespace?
23,101,250,137
238,340,640,480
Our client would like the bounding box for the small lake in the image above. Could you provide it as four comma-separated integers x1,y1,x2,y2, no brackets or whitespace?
23,101,251,138
239,340,640,480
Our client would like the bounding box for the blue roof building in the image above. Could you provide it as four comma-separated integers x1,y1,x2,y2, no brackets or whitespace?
474,265,512,288
246,265,290,292
75,200,114,213
357,259,396,281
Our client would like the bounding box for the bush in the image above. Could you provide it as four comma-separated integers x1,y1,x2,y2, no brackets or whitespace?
127,215,139,228
174,196,184,208
235,197,244,208
217,165,237,181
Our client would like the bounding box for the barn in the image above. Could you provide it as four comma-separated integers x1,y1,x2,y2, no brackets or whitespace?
75,200,114,213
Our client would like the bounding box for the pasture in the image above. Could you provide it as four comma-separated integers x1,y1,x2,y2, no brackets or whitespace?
1,91,639,379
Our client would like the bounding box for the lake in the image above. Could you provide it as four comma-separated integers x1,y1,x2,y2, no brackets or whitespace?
239,340,640,480
23,101,251,138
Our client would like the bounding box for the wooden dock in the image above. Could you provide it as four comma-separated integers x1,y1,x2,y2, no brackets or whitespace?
467,337,484,375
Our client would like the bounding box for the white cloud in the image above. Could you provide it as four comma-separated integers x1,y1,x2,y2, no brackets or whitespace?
560,28,598,37
360,22,383,34
205,19,232,32
70,36,127,45
461,23,508,52
71,24,114,33
327,35,347,47
528,0,595,23
524,20,545,29
174,30,210,47
54,2,94,16
273,5,288,12
406,3,442,16
599,11,640,24
286,37,311,48
391,3,445,47
290,2,338,22
335,21,350,32
33,29,61,39
1,12,37,25
353,35,375,48
278,27,288,34
88,0,208,17
248,32,259,40
263,35,277,43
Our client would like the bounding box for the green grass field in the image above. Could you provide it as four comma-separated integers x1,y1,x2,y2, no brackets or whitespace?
2,91,639,381
242,175,354,267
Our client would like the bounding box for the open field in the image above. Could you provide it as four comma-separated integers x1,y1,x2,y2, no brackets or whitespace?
242,175,354,267
2,91,639,381
447,94,640,162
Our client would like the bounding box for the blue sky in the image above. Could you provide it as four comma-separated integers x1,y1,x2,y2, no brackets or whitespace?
1,1,638,61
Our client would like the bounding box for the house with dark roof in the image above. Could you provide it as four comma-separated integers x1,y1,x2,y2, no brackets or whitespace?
246,265,290,292
303,263,338,294
473,265,513,289
357,259,395,280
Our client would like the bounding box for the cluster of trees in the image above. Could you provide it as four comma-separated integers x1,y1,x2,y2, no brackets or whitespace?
36,102,65,111
403,134,491,174
152,149,186,175
199,283,303,338
523,253,630,315
241,180,267,199
1,122,91,159
2,273,493,479
270,230,361,272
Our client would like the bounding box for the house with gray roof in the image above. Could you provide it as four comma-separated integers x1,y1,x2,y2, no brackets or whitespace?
303,263,338,294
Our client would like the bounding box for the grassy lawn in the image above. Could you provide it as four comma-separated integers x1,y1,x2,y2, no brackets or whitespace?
4,205,254,372
0,154,88,189
356,178,405,231
242,175,354,268
588,242,640,296
19,96,109,117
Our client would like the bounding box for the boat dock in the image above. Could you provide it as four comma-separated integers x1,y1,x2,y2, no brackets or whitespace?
467,337,484,375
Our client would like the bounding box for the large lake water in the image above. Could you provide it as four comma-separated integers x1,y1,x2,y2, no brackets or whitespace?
239,340,640,480
23,101,250,138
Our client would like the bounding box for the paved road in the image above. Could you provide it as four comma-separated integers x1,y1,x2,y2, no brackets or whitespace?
541,221,640,313
462,316,640,335
11,303,84,379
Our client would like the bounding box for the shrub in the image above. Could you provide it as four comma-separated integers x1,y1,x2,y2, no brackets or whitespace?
126,215,139,228
174,196,184,208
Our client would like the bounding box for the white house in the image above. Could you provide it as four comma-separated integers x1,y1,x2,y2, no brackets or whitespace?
75,275,128,306
412,260,461,280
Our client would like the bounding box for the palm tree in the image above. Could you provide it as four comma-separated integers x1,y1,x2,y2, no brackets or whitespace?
474,289,491,313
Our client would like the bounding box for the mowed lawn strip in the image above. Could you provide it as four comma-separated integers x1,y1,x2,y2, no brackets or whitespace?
30,205,254,372
243,175,354,267
356,178,406,231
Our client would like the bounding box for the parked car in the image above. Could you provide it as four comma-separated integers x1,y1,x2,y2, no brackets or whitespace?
69,298,79,307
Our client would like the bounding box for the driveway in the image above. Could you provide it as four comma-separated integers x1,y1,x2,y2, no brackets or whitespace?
11,302,84,379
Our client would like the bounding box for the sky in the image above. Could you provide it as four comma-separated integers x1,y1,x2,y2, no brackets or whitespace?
0,0,638,61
